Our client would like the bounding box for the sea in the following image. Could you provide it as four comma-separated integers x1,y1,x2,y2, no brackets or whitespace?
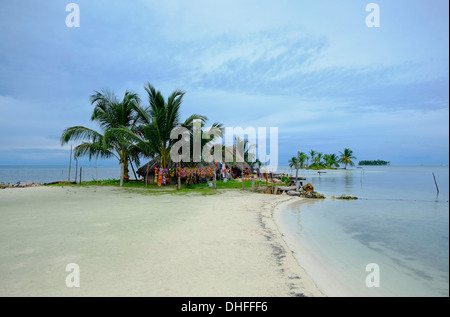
276,165,449,297
0,165,121,184
1,164,448,296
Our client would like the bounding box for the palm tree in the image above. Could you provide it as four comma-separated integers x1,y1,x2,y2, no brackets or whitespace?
288,156,299,169
326,153,340,168
185,119,223,168
139,83,207,168
60,90,144,186
235,136,256,166
339,148,356,169
298,152,309,168
127,83,221,170
309,150,316,164
315,152,323,165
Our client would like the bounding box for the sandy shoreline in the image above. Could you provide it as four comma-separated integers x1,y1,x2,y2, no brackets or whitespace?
0,186,323,297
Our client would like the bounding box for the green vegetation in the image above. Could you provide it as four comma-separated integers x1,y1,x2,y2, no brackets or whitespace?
358,160,390,166
281,176,291,184
60,83,221,187
288,148,356,170
46,179,267,195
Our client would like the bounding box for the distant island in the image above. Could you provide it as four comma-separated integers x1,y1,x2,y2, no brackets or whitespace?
358,160,390,166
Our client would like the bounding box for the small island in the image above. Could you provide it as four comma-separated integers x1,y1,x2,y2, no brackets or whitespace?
358,160,390,166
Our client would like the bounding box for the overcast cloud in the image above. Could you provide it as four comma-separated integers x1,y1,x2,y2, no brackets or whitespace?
0,0,448,165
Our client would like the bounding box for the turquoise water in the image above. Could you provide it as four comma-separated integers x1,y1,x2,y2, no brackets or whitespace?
279,166,449,297
0,165,122,184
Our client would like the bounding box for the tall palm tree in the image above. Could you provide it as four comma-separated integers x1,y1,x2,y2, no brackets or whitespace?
339,148,356,169
298,152,309,168
60,90,144,186
184,119,223,168
309,150,316,166
130,83,219,169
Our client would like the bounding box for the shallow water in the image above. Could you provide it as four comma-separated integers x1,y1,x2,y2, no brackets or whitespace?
0,165,121,184
279,166,449,297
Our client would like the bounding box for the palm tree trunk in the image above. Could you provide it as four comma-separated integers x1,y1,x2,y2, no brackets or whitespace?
129,157,137,181
123,156,130,183
120,161,124,187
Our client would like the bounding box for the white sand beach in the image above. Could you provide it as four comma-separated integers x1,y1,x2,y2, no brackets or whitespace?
0,186,323,297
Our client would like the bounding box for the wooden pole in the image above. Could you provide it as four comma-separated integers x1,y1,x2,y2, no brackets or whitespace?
295,151,300,191
74,158,78,183
177,162,181,190
79,167,82,184
95,157,98,185
432,173,440,195
68,145,72,182
272,171,274,192
213,166,217,190
242,165,245,190
146,162,150,188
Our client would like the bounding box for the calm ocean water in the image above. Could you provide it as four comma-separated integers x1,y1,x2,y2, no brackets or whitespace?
278,166,449,297
0,165,122,184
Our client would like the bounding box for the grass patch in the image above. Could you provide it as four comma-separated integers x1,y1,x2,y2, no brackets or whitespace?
45,178,271,196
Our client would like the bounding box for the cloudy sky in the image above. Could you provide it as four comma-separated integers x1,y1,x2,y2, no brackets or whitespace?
0,0,448,166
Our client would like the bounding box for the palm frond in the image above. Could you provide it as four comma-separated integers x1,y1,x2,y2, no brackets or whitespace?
60,126,103,145
74,142,116,161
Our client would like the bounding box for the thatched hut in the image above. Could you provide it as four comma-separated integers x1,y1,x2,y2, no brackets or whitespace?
136,148,253,184
136,158,191,184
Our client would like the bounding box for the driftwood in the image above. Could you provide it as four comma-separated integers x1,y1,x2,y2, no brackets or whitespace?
275,186,297,191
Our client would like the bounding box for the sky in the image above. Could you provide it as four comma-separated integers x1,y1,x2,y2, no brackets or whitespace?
0,0,448,166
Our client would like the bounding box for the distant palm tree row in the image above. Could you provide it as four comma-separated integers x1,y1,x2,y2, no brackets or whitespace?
60,83,221,186
288,148,356,170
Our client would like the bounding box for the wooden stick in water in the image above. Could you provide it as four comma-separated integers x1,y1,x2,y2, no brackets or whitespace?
433,173,440,195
